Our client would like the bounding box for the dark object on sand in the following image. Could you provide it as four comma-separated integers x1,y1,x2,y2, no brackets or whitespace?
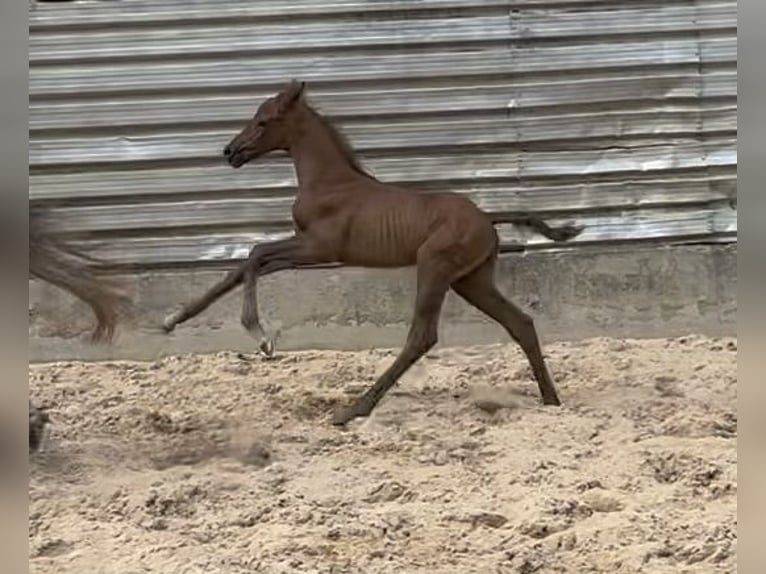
29,401,50,454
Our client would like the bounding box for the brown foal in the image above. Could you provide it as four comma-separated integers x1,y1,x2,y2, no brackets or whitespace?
163,80,583,425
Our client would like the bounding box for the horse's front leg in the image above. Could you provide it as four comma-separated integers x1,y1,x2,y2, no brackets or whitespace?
162,237,299,333
240,256,291,357
239,244,331,357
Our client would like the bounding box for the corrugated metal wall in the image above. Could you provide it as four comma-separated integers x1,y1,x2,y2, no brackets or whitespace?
29,0,737,269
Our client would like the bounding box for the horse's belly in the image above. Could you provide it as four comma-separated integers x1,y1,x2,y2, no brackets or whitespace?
341,234,420,268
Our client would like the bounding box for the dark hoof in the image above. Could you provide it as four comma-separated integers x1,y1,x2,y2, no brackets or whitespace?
543,397,562,406
259,337,275,359
29,402,50,454
331,405,369,426
89,328,115,345
553,223,585,242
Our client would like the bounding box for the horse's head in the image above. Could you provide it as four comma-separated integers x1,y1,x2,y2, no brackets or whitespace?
223,80,306,168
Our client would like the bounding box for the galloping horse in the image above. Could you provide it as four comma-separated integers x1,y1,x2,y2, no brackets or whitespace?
163,81,583,425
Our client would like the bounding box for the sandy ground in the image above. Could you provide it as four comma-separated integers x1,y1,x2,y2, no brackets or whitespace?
29,335,736,574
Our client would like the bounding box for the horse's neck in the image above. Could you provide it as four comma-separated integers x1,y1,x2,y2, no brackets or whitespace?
289,113,360,191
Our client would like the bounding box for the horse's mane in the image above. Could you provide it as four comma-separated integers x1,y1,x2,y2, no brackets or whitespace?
303,102,377,180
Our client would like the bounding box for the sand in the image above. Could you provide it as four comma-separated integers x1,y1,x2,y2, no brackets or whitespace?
29,335,737,573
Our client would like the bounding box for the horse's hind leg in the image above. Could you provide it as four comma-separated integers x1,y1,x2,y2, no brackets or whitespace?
451,257,561,406
332,261,450,425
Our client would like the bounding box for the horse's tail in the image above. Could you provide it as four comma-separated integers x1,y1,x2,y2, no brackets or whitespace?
490,214,584,242
29,209,130,343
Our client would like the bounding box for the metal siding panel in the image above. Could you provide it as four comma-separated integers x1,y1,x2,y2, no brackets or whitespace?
28,108,738,167
33,73,735,131
30,50,514,96
61,205,737,266
30,142,737,201
509,3,736,38
29,0,737,269
43,174,737,235
30,0,511,27
31,16,511,63
31,39,719,96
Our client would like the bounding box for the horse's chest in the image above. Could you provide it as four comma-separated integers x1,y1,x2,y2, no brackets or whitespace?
291,195,339,232
291,198,311,232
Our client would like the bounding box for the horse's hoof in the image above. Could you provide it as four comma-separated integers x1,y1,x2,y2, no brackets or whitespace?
29,402,50,454
259,337,275,358
331,408,353,426
89,326,115,345
331,405,368,426
543,397,562,406
162,314,178,334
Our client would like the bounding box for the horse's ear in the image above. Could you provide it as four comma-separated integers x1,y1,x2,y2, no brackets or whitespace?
278,80,306,112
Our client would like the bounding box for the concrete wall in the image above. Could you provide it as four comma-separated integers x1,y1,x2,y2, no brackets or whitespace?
29,243,736,363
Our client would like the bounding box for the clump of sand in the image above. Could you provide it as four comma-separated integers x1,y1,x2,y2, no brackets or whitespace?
29,335,736,573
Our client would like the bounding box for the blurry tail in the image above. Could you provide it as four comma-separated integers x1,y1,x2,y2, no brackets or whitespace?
29,209,131,343
490,215,584,242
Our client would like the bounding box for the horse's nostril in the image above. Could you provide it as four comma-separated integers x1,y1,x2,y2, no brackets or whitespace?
223,146,231,157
